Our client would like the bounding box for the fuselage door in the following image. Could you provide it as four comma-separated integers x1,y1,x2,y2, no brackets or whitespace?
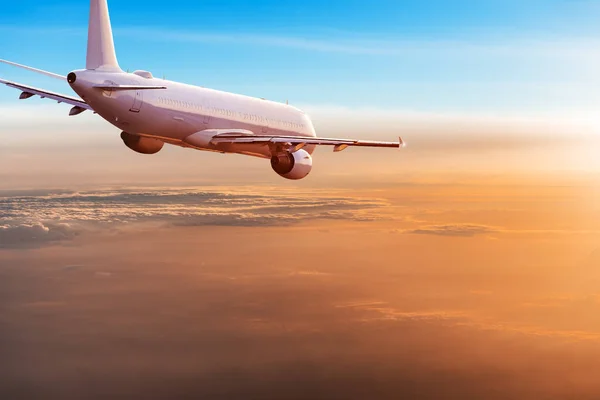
201,99,210,125
130,88,143,113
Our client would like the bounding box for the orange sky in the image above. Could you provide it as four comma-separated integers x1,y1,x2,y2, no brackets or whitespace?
1,102,600,398
1,104,600,189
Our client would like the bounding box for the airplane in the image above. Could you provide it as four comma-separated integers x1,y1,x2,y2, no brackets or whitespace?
0,0,403,180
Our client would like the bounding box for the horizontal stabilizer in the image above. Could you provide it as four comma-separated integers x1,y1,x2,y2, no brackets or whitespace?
0,59,66,80
93,84,167,91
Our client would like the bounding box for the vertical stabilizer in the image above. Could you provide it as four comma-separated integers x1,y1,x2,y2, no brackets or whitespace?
86,0,121,71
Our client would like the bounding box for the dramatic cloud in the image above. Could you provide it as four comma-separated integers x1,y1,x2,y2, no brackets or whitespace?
0,188,387,247
1,178,600,399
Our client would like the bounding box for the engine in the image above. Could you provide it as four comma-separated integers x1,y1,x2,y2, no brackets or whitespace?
270,149,313,180
120,132,164,154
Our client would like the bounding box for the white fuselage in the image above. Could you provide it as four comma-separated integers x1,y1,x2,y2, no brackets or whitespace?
69,69,317,158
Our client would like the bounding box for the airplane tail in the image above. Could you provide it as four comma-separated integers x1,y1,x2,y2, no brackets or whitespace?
86,0,121,71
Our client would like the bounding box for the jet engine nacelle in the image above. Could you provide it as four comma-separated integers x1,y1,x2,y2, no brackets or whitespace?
270,149,313,180
120,131,164,154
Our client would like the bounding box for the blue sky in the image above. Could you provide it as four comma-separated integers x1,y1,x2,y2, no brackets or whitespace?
1,0,600,114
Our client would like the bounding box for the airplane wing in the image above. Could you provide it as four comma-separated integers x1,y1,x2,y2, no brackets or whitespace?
208,132,404,152
0,59,66,80
93,84,167,91
0,58,89,112
0,78,92,114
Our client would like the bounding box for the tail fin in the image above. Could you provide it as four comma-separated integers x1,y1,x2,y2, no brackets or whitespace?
86,0,121,71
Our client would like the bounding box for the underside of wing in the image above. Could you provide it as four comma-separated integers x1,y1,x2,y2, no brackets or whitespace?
207,133,404,152
0,78,92,115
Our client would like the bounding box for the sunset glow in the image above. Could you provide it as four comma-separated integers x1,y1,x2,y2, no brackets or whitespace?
2,0,600,398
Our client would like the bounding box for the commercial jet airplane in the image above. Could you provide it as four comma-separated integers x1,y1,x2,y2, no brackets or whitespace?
0,0,403,180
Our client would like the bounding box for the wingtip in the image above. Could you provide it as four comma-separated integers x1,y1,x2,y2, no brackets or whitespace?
399,137,406,148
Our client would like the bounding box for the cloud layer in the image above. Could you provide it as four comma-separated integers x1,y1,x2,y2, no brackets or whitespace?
0,188,386,248
2,223,600,399
406,224,497,237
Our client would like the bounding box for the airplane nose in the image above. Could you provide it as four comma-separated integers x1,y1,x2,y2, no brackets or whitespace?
67,72,77,84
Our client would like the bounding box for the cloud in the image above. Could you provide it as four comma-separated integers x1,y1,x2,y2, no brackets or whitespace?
119,28,399,55
0,188,386,248
344,301,600,343
289,270,332,277
3,264,599,399
2,211,600,399
406,224,497,237
0,222,77,248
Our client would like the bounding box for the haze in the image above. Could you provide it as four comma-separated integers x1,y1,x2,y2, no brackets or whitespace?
2,123,600,398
